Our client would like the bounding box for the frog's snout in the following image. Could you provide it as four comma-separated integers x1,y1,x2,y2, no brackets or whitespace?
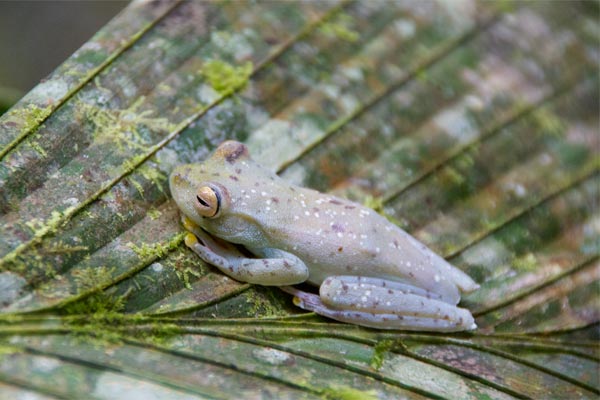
169,165,194,194
169,171,182,186
169,166,196,218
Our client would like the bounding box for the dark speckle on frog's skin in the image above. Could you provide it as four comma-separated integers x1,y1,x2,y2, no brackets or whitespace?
331,223,344,233
219,140,249,163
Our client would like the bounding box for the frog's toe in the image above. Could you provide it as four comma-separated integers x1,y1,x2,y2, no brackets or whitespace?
184,232,199,247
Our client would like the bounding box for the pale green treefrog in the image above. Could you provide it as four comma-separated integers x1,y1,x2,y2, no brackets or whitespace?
169,141,479,331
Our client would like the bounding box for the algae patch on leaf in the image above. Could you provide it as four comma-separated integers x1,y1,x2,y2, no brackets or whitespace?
201,59,253,95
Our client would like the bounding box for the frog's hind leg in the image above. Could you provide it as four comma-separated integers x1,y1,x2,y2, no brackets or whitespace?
282,276,476,332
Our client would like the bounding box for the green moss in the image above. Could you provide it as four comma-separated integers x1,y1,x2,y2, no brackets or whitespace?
444,166,466,186
162,250,205,289
135,322,180,347
319,12,360,43
512,252,539,272
24,218,44,233
77,98,175,153
201,59,253,95
321,385,379,400
0,344,23,356
59,266,124,317
363,195,402,226
370,339,395,370
148,208,162,220
533,107,565,138
175,265,202,290
56,265,158,346
46,242,88,254
63,291,126,316
10,207,79,274
64,312,180,348
0,314,25,324
127,233,186,260
7,103,51,135
15,247,57,277
66,312,127,346
72,266,114,291
490,0,518,13
130,177,145,198
29,139,48,158
244,287,285,318
138,164,166,192
122,154,149,172
24,208,74,238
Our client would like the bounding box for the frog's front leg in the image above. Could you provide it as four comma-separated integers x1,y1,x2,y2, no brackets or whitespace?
282,276,476,332
183,217,308,286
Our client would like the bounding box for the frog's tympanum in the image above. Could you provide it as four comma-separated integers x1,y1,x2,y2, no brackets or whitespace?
170,141,479,331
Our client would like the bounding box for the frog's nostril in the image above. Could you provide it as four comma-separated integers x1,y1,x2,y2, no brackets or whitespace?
171,173,182,183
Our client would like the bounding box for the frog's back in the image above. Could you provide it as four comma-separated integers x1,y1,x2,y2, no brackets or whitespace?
256,184,477,304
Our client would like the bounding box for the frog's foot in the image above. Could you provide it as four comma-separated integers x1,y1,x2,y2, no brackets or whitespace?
282,276,476,332
181,215,207,240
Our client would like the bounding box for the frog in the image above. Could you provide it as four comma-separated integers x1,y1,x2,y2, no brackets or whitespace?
169,141,479,331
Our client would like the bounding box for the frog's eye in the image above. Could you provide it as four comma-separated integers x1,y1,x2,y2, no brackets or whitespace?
195,185,220,217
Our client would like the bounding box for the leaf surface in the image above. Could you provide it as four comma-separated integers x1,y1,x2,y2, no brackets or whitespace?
0,1,598,398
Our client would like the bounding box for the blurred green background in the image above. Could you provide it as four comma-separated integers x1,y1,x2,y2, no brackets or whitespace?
0,1,127,114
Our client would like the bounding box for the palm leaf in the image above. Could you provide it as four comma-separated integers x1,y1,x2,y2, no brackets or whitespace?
0,0,598,398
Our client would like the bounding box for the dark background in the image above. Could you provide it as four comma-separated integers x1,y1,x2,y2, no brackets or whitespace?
0,1,127,112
